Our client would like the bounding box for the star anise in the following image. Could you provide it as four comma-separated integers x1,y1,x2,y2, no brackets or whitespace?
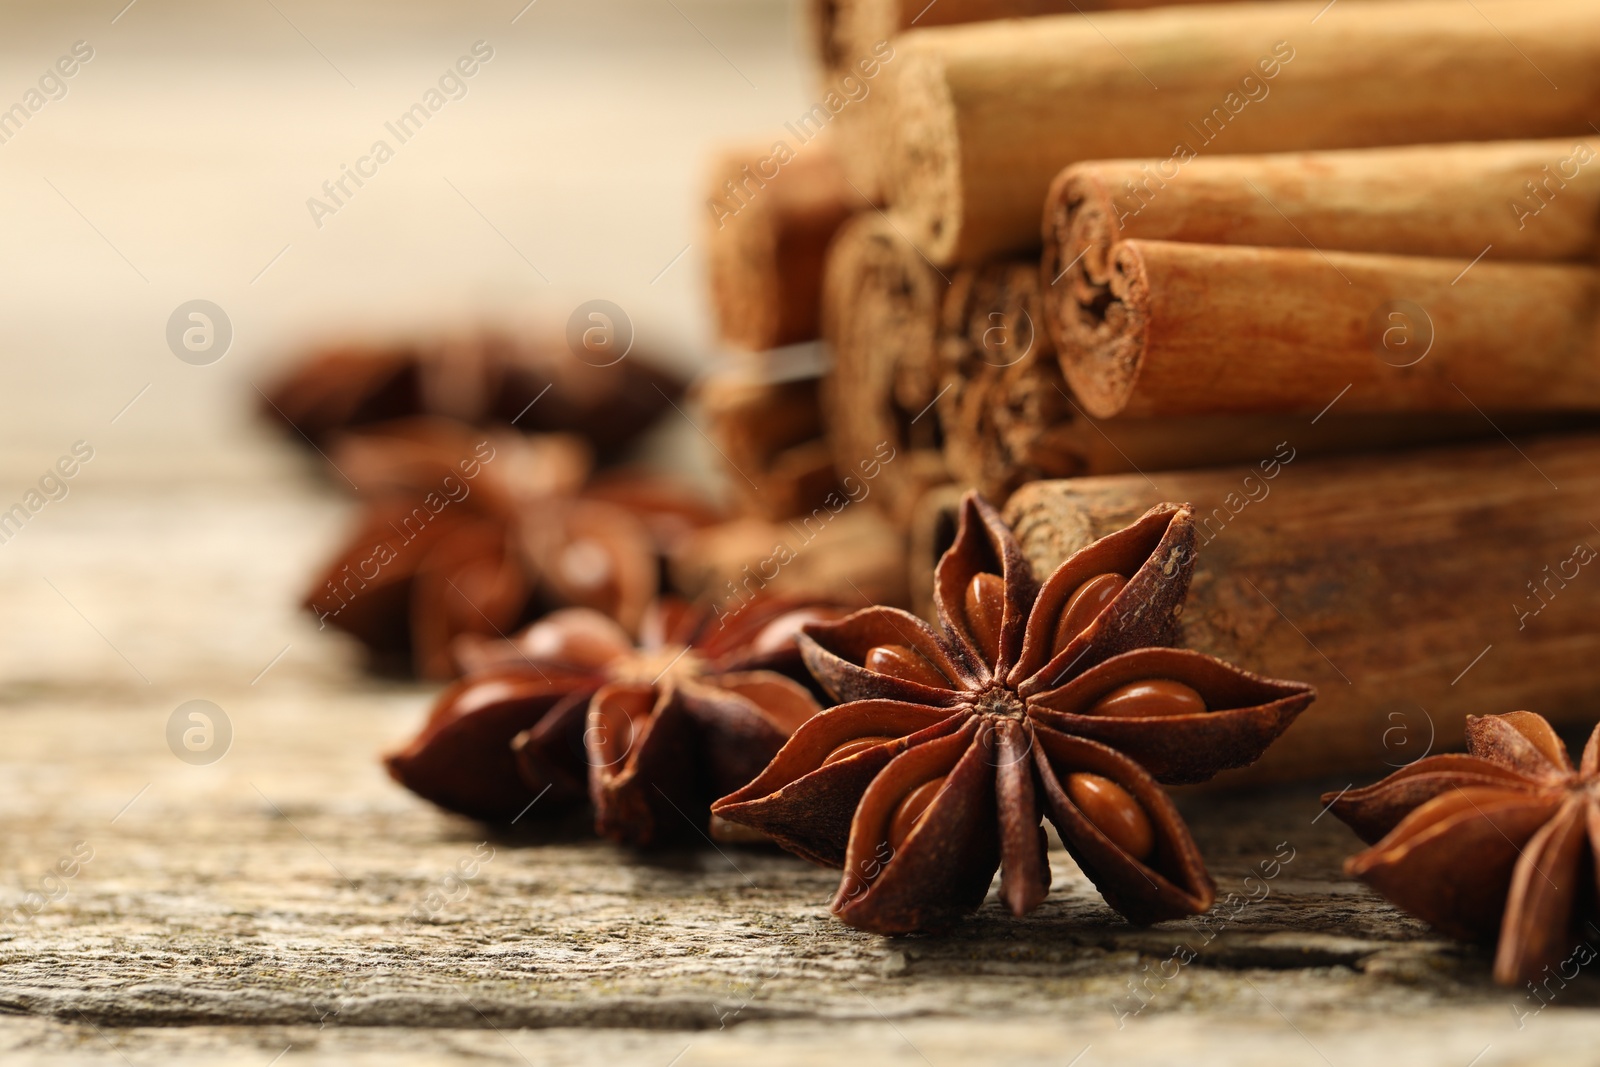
259,329,683,459
1326,711,1600,986
305,419,717,678
713,492,1315,934
384,597,846,845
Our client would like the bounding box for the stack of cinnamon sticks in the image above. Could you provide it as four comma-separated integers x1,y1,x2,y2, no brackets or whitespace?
696,0,1600,776
700,0,1600,521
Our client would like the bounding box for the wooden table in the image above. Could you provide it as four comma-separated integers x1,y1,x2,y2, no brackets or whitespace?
1,1,1597,1063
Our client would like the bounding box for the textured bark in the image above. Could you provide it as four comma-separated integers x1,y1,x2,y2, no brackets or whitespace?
1055,239,1600,418
998,434,1600,785
820,212,952,526
1044,139,1600,288
696,363,840,520
885,0,1600,264
806,0,1297,201
1043,138,1600,418
934,260,1566,501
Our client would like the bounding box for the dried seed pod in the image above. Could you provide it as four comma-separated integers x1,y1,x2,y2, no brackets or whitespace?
715,492,1314,933
1327,710,1600,986
386,597,844,846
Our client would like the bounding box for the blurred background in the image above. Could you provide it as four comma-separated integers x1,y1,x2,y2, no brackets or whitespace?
0,0,802,689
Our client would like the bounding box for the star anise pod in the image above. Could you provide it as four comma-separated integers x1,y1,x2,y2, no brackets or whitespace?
713,492,1315,934
385,597,846,845
306,419,717,678
1326,711,1600,986
259,329,683,459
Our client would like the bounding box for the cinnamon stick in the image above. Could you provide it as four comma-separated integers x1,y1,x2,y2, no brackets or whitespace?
1044,138,1600,417
1051,238,1600,418
1046,139,1600,280
886,0,1600,264
937,261,1086,499
820,212,951,526
696,363,841,520
937,258,1579,498
808,0,1271,200
672,507,910,614
1000,435,1600,784
705,139,856,351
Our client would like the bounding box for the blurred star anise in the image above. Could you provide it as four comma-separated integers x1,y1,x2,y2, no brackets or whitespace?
385,597,846,845
259,329,683,458
714,492,1315,934
1327,711,1600,986
305,419,717,678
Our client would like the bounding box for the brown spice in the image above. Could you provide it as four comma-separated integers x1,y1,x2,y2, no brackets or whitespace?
305,419,718,678
259,328,684,459
713,491,1315,933
386,597,848,845
1327,711,1600,986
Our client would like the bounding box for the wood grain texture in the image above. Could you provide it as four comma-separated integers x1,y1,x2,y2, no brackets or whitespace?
886,0,1600,264
3,2,1598,1057
1004,435,1600,785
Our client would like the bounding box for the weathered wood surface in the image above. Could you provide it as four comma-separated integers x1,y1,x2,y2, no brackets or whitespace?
2,468,1598,1064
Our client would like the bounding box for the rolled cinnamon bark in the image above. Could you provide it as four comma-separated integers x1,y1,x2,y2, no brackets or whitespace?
1044,138,1600,416
1046,139,1600,283
820,212,951,526
1057,239,1600,418
809,0,1268,200
1001,435,1600,784
672,507,910,613
937,258,1579,497
705,140,856,351
887,0,1600,264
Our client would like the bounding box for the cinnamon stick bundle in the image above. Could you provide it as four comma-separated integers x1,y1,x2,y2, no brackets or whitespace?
937,258,1576,498
1050,239,1600,418
820,212,951,526
1000,435,1600,784
1044,138,1600,417
886,0,1600,264
705,140,856,351
809,0,1288,200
